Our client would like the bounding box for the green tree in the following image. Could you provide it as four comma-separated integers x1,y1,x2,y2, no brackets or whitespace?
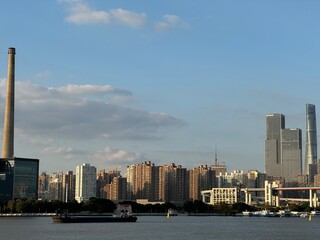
82,198,116,213
7,200,15,213
183,201,195,213
231,202,255,213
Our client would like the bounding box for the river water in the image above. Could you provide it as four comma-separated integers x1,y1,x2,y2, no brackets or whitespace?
0,216,319,240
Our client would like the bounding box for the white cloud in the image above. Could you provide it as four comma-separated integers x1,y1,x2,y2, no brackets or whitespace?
59,0,146,28
54,84,132,96
0,80,184,141
91,146,143,165
31,71,52,81
63,0,110,24
41,146,86,160
58,1,188,32
0,77,6,96
110,8,146,28
22,138,54,147
153,14,186,32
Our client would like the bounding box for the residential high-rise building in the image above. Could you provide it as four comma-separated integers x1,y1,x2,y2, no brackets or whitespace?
62,171,75,202
216,170,244,188
38,172,50,200
48,172,63,201
126,165,135,200
305,104,318,182
126,161,158,201
104,176,127,201
281,128,302,182
75,163,96,203
107,170,121,183
188,165,215,201
158,163,188,203
96,169,122,198
265,113,285,178
245,170,266,197
96,169,108,198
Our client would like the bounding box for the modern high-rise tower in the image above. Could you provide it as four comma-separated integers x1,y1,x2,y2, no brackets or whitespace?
265,113,285,178
281,128,302,181
305,104,318,182
265,113,302,183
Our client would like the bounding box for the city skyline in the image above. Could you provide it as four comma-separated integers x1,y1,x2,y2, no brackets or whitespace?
1,1,320,173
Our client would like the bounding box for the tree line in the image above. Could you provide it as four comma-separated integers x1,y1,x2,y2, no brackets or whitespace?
0,198,317,214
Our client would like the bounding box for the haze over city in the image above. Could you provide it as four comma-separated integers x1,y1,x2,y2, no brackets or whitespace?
1,0,320,173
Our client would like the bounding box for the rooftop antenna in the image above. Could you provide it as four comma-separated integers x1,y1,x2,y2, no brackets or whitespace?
214,144,218,166
213,144,226,167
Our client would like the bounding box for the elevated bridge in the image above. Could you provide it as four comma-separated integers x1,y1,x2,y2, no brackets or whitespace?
241,182,320,207
201,182,320,207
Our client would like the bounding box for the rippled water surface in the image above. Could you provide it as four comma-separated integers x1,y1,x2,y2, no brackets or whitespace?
0,216,320,240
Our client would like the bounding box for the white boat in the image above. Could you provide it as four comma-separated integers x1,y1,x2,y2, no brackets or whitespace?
242,210,253,217
251,209,274,217
113,204,134,218
310,211,320,217
299,212,308,218
278,208,291,217
259,209,273,217
167,208,177,217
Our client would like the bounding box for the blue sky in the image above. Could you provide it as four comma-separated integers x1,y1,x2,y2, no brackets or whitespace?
1,0,320,174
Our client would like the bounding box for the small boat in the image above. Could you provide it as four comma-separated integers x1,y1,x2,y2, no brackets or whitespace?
252,209,274,217
277,208,292,217
299,212,308,218
242,210,253,217
310,210,320,217
167,208,177,217
259,209,273,217
283,208,292,217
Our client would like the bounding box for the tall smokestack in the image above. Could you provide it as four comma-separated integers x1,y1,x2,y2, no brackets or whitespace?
2,47,15,158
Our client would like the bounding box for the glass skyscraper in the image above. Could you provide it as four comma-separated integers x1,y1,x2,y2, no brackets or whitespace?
0,157,39,200
265,113,302,183
305,104,318,182
281,128,302,181
265,113,285,178
8,157,39,199
0,160,13,202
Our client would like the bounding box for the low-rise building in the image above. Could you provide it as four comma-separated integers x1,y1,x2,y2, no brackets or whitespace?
201,188,238,205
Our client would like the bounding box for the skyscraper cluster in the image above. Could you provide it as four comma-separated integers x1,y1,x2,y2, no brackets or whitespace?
39,161,266,204
126,162,214,203
265,104,319,186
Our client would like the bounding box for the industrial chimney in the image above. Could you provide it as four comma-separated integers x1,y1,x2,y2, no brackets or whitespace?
2,47,15,158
